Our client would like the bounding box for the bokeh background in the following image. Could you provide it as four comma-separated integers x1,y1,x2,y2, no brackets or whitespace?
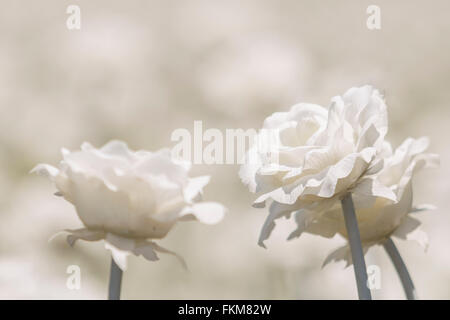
0,0,449,299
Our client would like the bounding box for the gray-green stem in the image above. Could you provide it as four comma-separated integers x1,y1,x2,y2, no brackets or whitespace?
383,237,416,300
341,193,372,300
108,258,123,300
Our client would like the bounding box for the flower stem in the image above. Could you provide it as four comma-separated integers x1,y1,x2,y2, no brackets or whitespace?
341,193,372,300
383,237,416,300
108,258,123,300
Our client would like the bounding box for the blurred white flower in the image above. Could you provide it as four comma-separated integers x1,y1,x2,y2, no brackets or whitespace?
31,140,225,270
316,137,439,266
240,86,397,247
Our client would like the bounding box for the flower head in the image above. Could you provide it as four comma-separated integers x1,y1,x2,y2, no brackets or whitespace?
32,140,226,270
240,86,396,247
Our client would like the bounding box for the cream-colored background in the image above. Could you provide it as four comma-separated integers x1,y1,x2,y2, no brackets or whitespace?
0,0,449,299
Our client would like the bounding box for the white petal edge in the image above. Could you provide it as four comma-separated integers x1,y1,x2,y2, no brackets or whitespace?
184,176,210,202
30,164,59,178
258,202,293,248
181,202,226,225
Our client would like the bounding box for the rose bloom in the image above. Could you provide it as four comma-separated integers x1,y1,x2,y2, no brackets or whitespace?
32,140,225,270
307,137,438,266
240,86,400,247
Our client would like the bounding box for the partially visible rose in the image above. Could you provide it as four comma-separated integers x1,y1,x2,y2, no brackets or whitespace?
32,140,226,270
240,86,396,247
294,137,439,266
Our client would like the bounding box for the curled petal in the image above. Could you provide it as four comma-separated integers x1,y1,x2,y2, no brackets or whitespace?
406,229,428,251
180,202,226,225
322,245,352,268
144,242,187,270
105,242,130,271
322,244,369,268
104,233,187,271
99,140,137,163
184,176,210,203
351,177,397,208
287,210,312,240
134,150,189,187
263,103,327,130
392,217,429,250
61,148,71,157
365,158,384,176
252,200,267,209
273,151,375,205
258,202,293,248
411,204,437,213
30,164,59,179
132,241,159,262
51,228,105,246
356,123,381,152
288,199,337,240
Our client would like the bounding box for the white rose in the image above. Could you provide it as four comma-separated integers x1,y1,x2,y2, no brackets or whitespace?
307,137,439,266
239,86,397,247
32,140,226,270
